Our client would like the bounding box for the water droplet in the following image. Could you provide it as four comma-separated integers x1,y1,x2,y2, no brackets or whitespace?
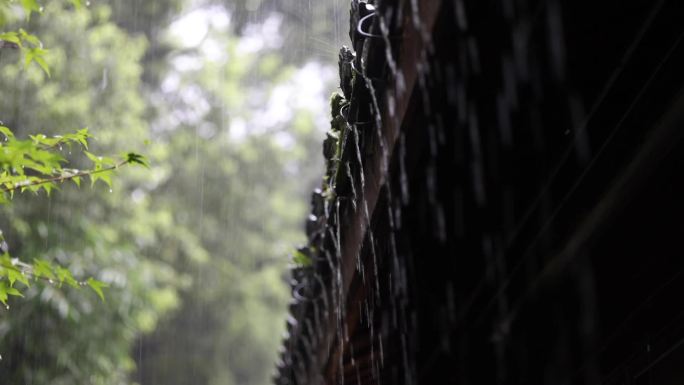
109,188,113,193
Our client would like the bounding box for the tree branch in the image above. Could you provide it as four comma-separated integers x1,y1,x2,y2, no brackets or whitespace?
0,160,128,194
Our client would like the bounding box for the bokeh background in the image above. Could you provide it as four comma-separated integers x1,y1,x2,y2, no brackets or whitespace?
0,0,347,384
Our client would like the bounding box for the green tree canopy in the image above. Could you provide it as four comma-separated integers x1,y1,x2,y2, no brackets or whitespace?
0,0,339,384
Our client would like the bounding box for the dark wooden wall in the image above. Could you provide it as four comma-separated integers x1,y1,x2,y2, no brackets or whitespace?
275,1,684,384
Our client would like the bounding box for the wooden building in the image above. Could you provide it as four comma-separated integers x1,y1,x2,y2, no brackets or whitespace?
275,1,684,384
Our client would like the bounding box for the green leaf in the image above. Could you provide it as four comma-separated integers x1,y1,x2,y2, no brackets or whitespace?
0,126,14,139
0,32,21,46
19,29,41,47
87,277,107,302
0,281,21,305
33,259,55,281
84,150,101,164
33,54,50,77
0,282,8,305
76,128,90,149
7,268,30,287
6,286,23,297
24,47,50,77
55,266,79,288
292,249,312,267
20,0,42,19
90,169,113,187
125,152,149,168
41,182,58,196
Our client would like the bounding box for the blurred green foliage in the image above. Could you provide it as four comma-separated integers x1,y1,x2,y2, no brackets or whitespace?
0,0,337,384
0,1,147,310
0,2,182,383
